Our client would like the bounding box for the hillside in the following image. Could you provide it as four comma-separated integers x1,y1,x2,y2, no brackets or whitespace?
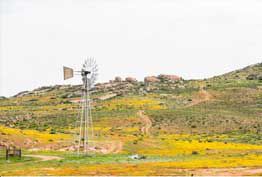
0,63,261,175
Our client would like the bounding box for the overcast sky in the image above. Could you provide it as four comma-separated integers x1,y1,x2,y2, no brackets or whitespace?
0,0,262,96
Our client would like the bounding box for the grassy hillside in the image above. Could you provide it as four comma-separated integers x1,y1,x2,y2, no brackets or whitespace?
0,63,261,175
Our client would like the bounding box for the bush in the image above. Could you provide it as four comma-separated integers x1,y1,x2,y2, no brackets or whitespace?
192,151,199,155
50,128,56,134
133,140,138,144
246,74,257,80
258,75,262,80
63,100,71,104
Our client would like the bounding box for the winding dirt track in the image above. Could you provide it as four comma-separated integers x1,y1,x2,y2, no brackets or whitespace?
94,110,152,154
138,110,152,135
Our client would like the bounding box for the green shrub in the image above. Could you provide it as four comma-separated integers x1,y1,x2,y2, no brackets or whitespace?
192,151,199,155
50,128,56,134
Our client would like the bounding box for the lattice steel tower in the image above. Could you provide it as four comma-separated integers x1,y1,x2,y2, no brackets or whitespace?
63,58,98,155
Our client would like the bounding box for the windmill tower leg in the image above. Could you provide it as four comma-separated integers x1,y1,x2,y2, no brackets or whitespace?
88,90,94,143
77,76,92,155
84,86,89,154
77,91,84,155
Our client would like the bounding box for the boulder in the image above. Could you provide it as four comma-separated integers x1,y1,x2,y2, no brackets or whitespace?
125,77,137,83
98,93,117,100
114,76,122,82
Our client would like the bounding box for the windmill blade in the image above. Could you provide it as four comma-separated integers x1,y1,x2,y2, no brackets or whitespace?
63,66,74,80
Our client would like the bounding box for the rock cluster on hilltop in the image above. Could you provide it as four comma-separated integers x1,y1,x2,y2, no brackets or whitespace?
94,77,140,99
11,74,182,100
94,74,182,99
144,74,182,83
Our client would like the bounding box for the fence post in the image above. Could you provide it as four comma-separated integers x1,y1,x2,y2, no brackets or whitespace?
19,149,22,159
6,148,8,160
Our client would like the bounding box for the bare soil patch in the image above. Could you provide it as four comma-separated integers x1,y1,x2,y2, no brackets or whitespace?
24,155,62,161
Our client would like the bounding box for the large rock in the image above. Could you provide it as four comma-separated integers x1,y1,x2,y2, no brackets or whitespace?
98,93,117,100
114,76,122,82
125,77,137,83
158,74,181,82
144,76,160,83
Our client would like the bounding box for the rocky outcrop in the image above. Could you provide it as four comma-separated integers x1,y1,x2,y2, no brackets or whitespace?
158,74,181,82
14,91,30,97
94,80,138,97
144,76,160,83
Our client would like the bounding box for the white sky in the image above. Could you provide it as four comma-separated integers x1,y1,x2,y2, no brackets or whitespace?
0,0,262,96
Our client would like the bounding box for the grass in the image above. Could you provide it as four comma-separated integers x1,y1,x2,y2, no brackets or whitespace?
1,148,261,175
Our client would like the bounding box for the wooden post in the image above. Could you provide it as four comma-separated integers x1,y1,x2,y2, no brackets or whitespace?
6,148,8,160
19,149,22,159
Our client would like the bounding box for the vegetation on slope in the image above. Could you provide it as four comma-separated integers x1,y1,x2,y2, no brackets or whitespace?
0,63,261,175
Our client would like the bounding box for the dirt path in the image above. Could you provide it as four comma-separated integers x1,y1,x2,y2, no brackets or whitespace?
185,87,212,107
138,110,152,135
24,155,62,161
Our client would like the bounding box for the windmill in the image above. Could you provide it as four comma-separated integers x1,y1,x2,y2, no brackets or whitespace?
63,58,98,155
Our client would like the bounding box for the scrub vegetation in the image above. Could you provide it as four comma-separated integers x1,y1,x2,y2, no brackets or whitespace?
0,63,261,175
